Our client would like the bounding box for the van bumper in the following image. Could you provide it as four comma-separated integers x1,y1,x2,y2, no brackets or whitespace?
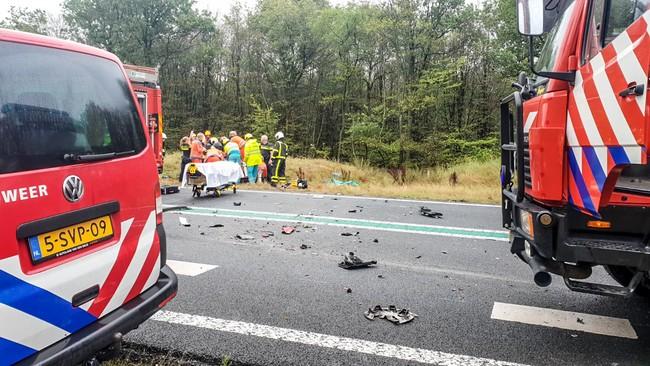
17,265,178,366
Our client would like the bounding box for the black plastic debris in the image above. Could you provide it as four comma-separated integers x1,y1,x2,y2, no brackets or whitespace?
299,244,311,249
233,202,242,206
415,255,422,259
373,239,379,243
364,305,417,324
339,252,377,269
236,234,255,240
348,209,358,213
377,274,384,279
345,287,352,293
209,224,224,228
577,317,585,324
341,232,354,237
420,206,443,218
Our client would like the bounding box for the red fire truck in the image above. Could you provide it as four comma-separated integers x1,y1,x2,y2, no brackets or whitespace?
503,0,650,296
124,64,165,173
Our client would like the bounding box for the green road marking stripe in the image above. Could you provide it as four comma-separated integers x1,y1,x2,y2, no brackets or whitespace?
164,205,509,241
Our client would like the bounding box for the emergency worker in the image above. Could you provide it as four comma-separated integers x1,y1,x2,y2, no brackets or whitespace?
229,131,246,161
204,143,224,163
179,136,191,182
223,137,241,164
260,134,273,183
270,131,288,186
244,133,263,183
190,133,206,162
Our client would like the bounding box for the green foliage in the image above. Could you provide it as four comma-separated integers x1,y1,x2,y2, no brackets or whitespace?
2,0,525,168
0,6,49,35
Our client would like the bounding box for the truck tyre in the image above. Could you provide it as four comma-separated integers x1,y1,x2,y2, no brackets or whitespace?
604,265,650,297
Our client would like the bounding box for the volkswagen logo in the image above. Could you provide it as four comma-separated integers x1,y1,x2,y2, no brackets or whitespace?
63,175,84,202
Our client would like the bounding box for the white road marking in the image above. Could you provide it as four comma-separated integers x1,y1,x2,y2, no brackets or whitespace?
490,302,638,339
237,189,500,208
152,310,527,366
166,260,218,276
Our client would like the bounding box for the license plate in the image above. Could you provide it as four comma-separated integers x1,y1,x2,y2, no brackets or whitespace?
27,215,114,263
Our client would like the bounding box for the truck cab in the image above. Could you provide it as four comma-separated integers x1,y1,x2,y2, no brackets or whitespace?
502,0,650,296
0,29,177,364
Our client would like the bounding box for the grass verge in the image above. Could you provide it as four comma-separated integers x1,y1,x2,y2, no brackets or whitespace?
160,152,500,204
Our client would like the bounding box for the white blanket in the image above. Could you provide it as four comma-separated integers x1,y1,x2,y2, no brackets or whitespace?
182,161,243,188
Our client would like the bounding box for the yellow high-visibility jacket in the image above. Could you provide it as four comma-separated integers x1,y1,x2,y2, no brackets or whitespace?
244,139,263,166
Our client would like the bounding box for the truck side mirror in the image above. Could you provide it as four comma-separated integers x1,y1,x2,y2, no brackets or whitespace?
517,0,545,36
517,0,568,36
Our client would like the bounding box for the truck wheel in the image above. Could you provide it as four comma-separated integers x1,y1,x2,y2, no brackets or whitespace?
604,265,650,297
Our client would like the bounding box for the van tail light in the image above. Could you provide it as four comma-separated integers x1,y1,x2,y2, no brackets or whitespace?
155,181,163,225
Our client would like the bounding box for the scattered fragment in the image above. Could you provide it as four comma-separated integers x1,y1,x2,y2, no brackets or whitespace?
577,317,584,324
299,244,311,250
373,239,379,243
570,334,578,338
345,287,352,293
364,305,417,325
441,251,448,255
200,232,205,235
356,205,364,209
233,202,242,206
348,209,357,213
236,234,255,240
179,217,190,227
209,224,224,228
261,231,274,238
377,275,384,279
341,232,354,237
338,252,377,269
415,255,422,259
282,226,296,235
420,206,443,218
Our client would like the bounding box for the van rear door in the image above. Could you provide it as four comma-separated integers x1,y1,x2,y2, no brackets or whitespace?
0,39,162,363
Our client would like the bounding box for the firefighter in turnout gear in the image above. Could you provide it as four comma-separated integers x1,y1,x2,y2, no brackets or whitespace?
271,131,288,186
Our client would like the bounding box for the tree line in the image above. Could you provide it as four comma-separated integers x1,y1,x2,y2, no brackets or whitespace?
1,0,528,168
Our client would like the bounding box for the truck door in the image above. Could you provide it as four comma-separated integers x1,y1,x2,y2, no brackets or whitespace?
567,0,650,216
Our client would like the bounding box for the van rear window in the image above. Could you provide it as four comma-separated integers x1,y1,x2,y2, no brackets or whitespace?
0,41,146,174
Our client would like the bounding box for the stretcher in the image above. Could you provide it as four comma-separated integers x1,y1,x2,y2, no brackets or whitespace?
182,161,243,198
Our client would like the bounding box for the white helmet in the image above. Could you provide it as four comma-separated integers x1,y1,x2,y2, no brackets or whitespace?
162,133,167,140
274,131,284,140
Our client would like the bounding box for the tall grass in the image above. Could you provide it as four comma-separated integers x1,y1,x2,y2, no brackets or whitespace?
161,152,500,204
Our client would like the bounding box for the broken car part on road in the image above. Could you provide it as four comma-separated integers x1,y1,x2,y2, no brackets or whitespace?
420,207,443,218
339,252,377,269
364,305,417,325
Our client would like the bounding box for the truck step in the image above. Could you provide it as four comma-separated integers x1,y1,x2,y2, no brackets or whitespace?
563,272,644,297
565,238,650,253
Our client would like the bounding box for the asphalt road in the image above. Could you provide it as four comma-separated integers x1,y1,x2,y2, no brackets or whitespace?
125,188,650,366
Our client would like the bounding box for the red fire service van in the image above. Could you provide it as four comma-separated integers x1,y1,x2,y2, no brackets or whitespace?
0,29,178,364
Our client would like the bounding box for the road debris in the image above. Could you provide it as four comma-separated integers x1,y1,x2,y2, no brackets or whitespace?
233,202,242,206
179,217,191,227
299,244,311,249
345,287,352,293
209,224,224,228
377,274,384,279
364,305,417,324
163,205,188,213
338,252,377,269
340,232,360,237
415,255,422,259
441,251,448,255
373,239,379,243
348,209,358,213
236,234,255,240
261,231,274,238
282,226,296,235
420,206,443,218
577,317,584,324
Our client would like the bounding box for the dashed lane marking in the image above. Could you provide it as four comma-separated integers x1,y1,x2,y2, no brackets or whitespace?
152,310,528,366
490,302,638,339
166,260,218,277
163,205,509,241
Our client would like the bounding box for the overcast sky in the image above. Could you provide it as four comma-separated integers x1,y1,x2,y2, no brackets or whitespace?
0,0,375,18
